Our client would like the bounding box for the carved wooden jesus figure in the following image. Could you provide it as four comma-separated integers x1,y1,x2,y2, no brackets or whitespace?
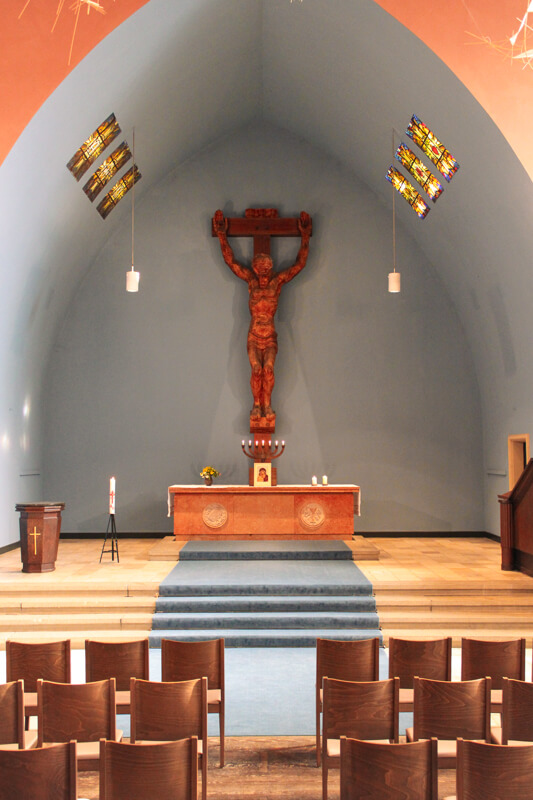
213,209,311,427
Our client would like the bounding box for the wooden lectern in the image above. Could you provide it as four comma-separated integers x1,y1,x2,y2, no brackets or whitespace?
15,502,65,573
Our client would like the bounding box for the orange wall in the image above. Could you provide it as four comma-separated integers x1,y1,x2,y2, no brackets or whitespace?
375,0,533,179
1,0,532,178
0,0,149,165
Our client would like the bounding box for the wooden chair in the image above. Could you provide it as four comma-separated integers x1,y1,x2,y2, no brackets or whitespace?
388,637,452,712
316,636,380,765
442,738,533,800
461,637,525,714
0,740,77,800
491,677,533,745
340,736,438,800
6,639,71,728
99,737,198,800
406,677,491,768
161,637,225,766
0,679,37,749
37,677,122,771
85,638,149,714
130,677,208,800
322,676,399,800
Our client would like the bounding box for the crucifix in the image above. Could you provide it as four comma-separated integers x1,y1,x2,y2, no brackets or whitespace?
212,208,312,435
29,526,40,555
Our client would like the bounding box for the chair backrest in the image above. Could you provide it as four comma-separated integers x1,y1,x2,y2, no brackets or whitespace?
130,677,208,745
6,640,71,692
317,638,380,688
100,737,198,800
412,677,491,742
340,736,438,800
388,637,452,688
456,738,533,799
323,677,399,745
0,741,77,800
85,639,149,691
501,677,533,744
161,638,224,691
0,680,24,748
37,678,117,746
461,637,525,689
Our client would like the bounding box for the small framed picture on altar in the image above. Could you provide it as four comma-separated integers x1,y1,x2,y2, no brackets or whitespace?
254,462,272,487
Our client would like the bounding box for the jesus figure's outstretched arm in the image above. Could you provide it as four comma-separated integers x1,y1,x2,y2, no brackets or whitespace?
213,210,250,282
277,211,312,286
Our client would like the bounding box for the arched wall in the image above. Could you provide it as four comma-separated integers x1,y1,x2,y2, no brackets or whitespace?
42,122,483,534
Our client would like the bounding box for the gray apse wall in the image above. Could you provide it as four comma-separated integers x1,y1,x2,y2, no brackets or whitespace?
43,122,483,534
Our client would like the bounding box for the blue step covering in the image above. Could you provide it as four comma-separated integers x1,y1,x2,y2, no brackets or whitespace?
178,539,354,560
151,539,380,647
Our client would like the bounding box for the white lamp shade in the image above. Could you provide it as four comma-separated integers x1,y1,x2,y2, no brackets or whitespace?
126,270,140,292
388,271,401,293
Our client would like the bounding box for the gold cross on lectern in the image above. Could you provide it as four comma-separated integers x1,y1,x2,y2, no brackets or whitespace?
29,526,40,555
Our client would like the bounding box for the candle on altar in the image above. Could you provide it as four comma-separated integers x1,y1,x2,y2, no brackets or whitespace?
322,475,328,486
249,440,252,447
242,440,245,446
282,440,285,446
311,475,318,486
109,476,116,515
275,440,278,447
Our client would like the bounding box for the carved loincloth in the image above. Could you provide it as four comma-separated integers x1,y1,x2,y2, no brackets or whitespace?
247,330,278,353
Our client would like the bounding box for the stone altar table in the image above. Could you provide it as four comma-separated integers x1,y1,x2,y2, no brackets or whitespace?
167,484,360,541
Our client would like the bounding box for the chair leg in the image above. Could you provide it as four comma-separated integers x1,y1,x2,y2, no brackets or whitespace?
316,704,321,766
201,752,207,800
322,758,328,800
219,707,225,768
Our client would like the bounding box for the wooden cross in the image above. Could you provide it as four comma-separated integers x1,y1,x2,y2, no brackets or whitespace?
29,526,40,555
211,208,312,256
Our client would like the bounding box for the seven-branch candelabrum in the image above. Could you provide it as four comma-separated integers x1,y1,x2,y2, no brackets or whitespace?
241,438,285,461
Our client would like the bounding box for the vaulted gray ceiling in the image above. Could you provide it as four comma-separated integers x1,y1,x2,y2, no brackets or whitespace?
0,0,531,539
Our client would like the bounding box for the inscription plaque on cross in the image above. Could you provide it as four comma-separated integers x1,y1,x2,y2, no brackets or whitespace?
212,208,312,436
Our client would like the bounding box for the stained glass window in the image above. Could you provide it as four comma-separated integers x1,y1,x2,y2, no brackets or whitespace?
386,166,430,219
96,165,141,219
395,143,443,202
406,114,459,182
82,142,132,202
66,113,121,181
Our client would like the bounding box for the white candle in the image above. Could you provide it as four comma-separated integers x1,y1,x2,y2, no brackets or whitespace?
249,440,252,447
275,440,278,447
262,440,265,447
109,476,116,515
268,440,271,447
311,475,318,486
242,440,245,446
281,440,285,446
322,475,328,485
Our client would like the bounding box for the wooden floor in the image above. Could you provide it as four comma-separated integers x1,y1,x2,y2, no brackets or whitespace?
1,536,529,799
1,534,532,646
76,735,458,800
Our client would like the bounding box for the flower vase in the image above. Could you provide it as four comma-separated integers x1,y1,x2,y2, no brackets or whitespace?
204,476,213,486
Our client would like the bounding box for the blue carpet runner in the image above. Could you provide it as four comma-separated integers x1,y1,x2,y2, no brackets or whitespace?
150,540,381,647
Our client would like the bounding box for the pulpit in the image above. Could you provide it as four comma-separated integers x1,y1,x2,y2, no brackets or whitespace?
15,502,65,573
168,484,360,541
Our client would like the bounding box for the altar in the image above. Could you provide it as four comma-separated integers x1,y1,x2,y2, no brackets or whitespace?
167,484,360,540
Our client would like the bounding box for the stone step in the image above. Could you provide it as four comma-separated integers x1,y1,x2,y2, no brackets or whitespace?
1,597,156,614
177,540,354,561
0,584,158,599
0,613,152,632
154,595,376,613
149,628,383,648
151,611,380,630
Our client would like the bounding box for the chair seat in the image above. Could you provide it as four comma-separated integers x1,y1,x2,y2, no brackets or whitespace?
115,689,131,713
399,687,414,711
490,728,533,746
326,738,390,758
135,739,203,756
490,688,502,713
207,688,221,710
23,691,38,716
0,730,38,750
406,729,488,768
43,729,123,772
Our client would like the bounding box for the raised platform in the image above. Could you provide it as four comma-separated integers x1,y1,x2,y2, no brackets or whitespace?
149,535,380,561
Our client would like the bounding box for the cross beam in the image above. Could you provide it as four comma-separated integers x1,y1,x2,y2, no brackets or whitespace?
211,208,311,256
